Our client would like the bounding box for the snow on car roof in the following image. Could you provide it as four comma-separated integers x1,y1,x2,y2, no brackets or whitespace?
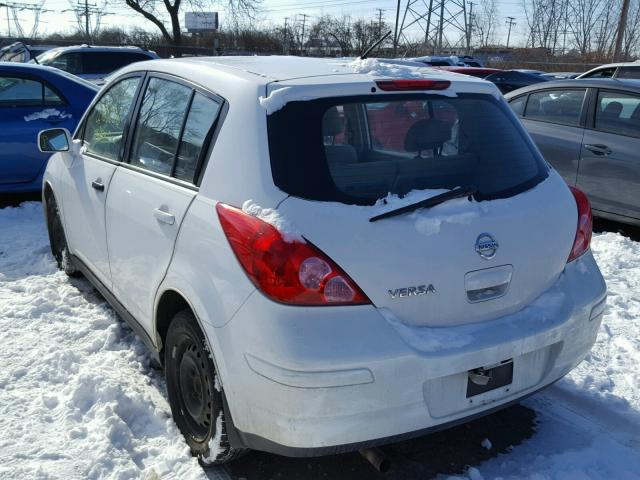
163,55,489,85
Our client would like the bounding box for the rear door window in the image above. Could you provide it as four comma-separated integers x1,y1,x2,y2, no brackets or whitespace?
128,77,222,183
48,53,82,74
81,52,151,74
0,76,64,107
268,93,548,204
129,78,192,175
595,90,640,137
583,67,616,78
523,89,586,126
615,67,640,79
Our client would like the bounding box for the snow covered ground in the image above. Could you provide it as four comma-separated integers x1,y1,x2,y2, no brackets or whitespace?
0,202,639,480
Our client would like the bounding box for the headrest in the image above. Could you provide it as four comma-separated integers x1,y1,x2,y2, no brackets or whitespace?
322,107,344,136
404,119,452,152
602,101,623,118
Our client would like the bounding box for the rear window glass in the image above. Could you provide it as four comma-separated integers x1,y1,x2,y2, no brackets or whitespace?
268,93,548,205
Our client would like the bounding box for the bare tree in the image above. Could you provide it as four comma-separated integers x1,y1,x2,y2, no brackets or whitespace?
473,0,498,47
121,0,259,49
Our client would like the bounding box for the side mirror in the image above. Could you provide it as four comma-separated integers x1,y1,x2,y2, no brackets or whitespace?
38,128,71,153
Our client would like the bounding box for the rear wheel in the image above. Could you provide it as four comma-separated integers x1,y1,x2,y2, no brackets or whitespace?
164,310,245,465
45,193,79,277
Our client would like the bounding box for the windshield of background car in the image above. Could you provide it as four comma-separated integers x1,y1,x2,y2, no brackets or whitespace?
268,93,549,205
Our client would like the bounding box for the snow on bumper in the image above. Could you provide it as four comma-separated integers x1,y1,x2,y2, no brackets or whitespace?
212,250,606,453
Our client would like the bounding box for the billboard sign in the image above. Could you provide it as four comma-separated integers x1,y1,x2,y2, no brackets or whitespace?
185,12,218,32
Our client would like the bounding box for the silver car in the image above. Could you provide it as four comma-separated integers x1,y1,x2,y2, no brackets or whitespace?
506,78,640,226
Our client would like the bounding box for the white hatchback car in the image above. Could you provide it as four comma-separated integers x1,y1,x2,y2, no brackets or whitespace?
39,56,607,465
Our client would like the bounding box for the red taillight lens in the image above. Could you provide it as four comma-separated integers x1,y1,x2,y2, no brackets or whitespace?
216,203,370,306
375,79,451,91
568,186,593,262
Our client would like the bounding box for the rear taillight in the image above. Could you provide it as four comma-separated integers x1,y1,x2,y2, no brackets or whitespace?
375,79,451,91
216,203,370,306
568,186,593,262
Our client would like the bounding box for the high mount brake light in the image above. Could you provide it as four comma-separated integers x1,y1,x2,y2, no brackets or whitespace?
568,186,593,263
375,79,451,91
216,203,370,306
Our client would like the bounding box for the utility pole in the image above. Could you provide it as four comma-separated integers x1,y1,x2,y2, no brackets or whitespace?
376,8,384,37
393,0,401,55
5,4,10,37
84,0,89,39
283,17,288,54
505,16,516,48
613,0,631,61
299,13,309,54
467,1,474,53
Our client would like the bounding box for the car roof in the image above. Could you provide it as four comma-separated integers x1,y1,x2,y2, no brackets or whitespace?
504,78,640,98
0,62,99,89
43,45,154,55
586,61,640,69
122,55,489,86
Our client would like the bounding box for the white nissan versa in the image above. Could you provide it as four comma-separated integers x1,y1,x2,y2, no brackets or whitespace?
38,56,607,465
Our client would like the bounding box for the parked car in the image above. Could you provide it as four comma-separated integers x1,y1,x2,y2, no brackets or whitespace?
435,66,502,78
0,41,56,63
513,69,546,75
411,55,484,67
483,70,549,94
577,61,640,79
505,78,640,225
31,45,159,84
434,67,548,94
39,56,606,465
540,72,580,80
0,63,97,193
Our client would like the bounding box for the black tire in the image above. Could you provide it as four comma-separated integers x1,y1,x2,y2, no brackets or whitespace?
165,310,246,465
45,193,79,277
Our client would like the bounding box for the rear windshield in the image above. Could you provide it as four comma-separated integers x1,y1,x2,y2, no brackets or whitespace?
267,93,548,205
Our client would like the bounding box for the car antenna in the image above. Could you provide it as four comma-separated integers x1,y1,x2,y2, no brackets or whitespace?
360,30,392,60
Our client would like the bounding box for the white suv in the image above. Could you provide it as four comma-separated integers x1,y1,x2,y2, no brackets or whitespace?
38,56,607,465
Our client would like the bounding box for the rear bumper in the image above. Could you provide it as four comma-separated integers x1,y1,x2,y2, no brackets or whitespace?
211,251,606,455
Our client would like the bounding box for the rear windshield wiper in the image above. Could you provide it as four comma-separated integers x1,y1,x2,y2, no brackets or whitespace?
369,185,478,222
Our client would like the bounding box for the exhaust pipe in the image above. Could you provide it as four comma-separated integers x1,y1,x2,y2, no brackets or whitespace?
359,448,390,473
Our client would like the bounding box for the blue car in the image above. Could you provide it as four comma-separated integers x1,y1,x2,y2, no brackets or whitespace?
0,63,97,193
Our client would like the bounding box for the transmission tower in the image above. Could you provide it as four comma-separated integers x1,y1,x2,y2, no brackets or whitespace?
395,0,470,55
0,1,49,38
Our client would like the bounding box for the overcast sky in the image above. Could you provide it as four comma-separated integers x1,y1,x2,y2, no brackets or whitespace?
4,0,527,47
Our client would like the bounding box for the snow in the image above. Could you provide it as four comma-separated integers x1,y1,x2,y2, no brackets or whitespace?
23,109,72,122
201,412,224,465
257,57,479,114
481,438,492,450
242,199,304,242
1,201,639,480
0,203,207,480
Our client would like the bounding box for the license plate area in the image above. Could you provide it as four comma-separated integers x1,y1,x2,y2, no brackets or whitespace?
466,359,513,398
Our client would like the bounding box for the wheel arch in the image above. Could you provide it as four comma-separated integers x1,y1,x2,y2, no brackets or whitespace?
155,288,217,369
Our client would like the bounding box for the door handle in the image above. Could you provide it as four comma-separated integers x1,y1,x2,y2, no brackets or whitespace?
153,208,175,225
584,144,612,155
91,180,104,191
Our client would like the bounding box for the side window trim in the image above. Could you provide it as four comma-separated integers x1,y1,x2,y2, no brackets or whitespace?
522,87,589,128
79,72,147,164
